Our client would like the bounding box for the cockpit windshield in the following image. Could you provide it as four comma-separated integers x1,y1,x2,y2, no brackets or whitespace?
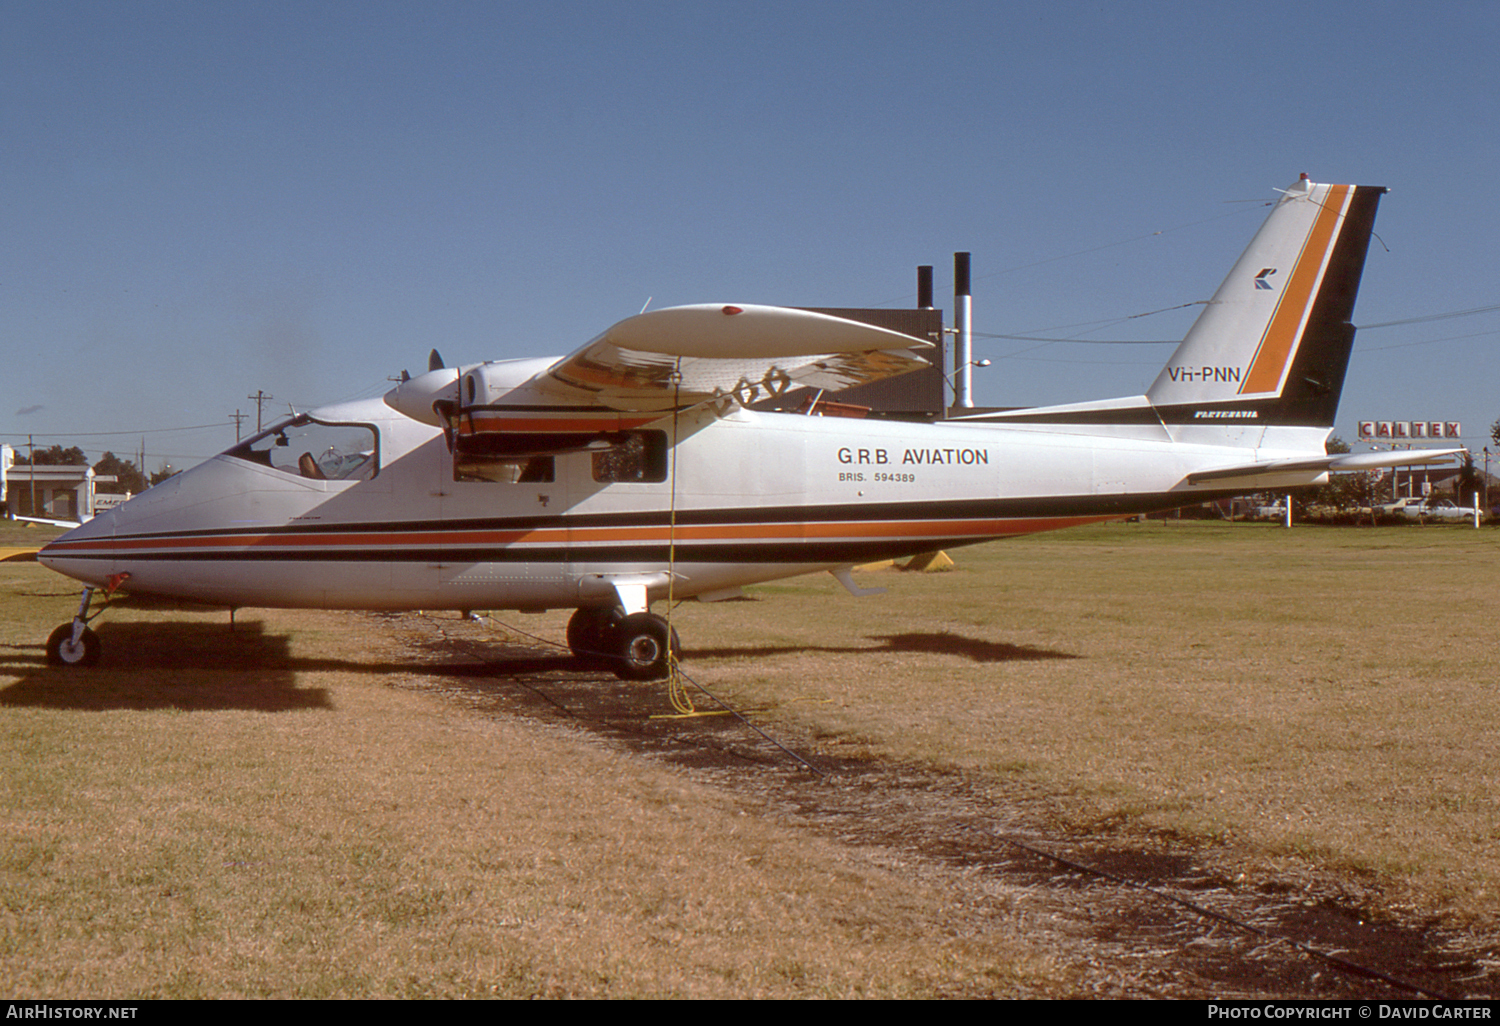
224,415,378,482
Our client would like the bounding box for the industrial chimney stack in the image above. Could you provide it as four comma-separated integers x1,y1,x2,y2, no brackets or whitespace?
953,252,973,408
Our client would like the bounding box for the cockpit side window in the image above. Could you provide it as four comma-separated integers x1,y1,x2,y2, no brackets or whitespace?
225,416,379,482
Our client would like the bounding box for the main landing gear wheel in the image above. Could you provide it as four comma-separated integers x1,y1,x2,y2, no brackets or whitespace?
610,612,681,681
46,623,100,667
567,606,622,666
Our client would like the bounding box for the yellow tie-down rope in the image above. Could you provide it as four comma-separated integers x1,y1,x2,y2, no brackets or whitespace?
653,360,728,720
664,361,694,715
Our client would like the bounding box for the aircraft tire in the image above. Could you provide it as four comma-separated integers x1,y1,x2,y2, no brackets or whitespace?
46,623,100,668
610,612,680,681
567,606,621,664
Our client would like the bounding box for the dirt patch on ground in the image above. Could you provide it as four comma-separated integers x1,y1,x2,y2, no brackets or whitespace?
381,612,1500,1000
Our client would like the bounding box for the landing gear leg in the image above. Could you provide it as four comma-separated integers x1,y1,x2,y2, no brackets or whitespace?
46,587,101,667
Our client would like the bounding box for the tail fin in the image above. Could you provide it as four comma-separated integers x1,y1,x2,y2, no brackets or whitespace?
1145,176,1385,427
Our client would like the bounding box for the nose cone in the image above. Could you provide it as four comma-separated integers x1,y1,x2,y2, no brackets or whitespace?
38,507,118,587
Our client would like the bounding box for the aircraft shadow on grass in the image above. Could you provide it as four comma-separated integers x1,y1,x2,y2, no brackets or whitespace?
0,621,1074,713
0,617,593,711
425,629,1078,680
688,630,1077,664
0,620,344,713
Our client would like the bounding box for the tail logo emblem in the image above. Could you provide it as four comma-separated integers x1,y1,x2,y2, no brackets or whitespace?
1254,267,1277,290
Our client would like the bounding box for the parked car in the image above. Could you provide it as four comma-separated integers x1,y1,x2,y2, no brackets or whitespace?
1377,496,1478,519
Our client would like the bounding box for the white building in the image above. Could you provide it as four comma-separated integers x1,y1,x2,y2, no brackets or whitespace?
1,444,115,522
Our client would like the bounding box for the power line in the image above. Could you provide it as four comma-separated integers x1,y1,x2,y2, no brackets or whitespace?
861,203,1265,308
1358,327,1500,352
975,332,1177,344
1356,303,1500,330
977,299,1500,356
2,422,229,439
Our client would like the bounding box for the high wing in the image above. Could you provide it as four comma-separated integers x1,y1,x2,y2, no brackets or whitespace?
1186,447,1465,486
541,303,933,411
384,304,933,427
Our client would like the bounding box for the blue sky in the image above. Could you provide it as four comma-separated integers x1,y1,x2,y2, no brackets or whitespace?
4,0,1498,470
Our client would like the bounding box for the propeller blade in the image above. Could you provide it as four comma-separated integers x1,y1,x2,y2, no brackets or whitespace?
428,349,445,372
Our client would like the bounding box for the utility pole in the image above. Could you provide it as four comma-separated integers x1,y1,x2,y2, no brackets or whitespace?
229,409,248,442
248,391,273,433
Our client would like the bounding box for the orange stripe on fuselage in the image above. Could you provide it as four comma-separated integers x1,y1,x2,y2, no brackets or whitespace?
1239,184,1351,396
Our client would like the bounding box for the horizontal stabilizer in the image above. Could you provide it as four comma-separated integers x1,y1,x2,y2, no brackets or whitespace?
1187,447,1464,485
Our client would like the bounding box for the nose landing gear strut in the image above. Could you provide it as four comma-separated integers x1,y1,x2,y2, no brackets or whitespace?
45,573,130,668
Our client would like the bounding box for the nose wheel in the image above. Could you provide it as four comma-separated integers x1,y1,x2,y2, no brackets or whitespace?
46,622,100,666
46,586,103,667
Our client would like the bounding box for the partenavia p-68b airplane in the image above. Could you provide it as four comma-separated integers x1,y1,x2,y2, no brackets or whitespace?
39,176,1461,675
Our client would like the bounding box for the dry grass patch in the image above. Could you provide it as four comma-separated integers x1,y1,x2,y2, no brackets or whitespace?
1,561,1067,998
0,522,64,547
665,521,1500,925
8,519,1500,997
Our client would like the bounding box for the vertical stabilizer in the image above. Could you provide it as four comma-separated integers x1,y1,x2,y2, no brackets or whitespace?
1146,177,1385,428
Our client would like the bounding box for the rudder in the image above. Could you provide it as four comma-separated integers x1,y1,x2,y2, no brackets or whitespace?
1146,176,1385,428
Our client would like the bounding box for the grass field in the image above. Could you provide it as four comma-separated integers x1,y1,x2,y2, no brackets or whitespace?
683,522,1500,900
2,519,1498,996
0,520,62,562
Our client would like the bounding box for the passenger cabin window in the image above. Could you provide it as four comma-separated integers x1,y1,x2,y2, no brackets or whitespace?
226,416,378,482
447,411,558,484
592,431,668,483
454,450,555,483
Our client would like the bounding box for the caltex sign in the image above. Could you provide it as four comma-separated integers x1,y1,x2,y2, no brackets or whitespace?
1357,421,1461,440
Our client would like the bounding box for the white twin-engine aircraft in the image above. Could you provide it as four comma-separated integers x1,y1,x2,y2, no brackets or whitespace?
40,177,1461,675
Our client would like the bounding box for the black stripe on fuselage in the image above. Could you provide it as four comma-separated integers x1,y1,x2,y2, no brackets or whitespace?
58,490,1240,544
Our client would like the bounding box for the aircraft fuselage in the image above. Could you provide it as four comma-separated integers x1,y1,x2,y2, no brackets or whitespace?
39,397,1308,612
